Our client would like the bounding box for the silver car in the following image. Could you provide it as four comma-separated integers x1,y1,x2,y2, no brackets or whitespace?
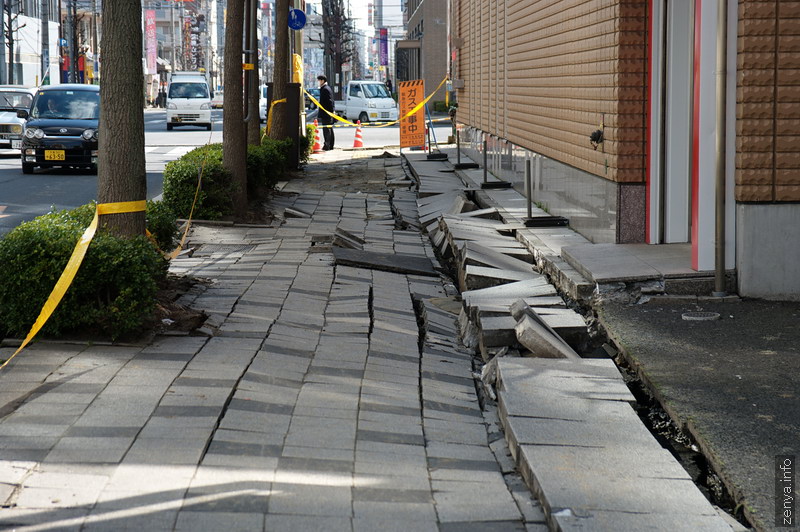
0,86,34,152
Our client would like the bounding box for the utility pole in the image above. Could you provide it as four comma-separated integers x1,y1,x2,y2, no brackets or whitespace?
5,0,12,84
91,0,98,82
41,0,50,84
68,0,77,82
170,0,177,71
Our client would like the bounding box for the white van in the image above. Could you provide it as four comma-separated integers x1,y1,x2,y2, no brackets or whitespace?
334,80,398,123
166,72,212,131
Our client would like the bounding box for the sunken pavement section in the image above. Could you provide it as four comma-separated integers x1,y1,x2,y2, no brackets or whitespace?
0,151,545,531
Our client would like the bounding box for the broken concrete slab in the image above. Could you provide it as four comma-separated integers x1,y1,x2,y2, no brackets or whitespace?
459,242,536,273
496,358,637,407
332,228,366,250
331,247,439,277
515,315,580,360
460,265,541,291
462,278,554,302
510,301,581,359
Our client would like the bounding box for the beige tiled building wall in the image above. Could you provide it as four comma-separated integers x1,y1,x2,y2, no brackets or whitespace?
736,0,800,202
453,0,648,184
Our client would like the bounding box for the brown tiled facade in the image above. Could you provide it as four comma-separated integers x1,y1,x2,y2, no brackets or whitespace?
452,0,649,184
736,0,800,202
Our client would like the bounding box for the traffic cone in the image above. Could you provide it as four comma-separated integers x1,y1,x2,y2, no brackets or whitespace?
353,120,364,149
312,119,323,153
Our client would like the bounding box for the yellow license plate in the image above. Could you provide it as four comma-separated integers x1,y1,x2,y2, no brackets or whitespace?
44,150,65,161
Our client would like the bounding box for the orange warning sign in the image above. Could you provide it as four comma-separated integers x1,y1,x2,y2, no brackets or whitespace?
399,80,425,149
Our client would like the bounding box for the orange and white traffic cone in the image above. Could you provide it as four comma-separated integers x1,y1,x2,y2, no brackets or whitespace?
353,120,364,149
312,119,323,153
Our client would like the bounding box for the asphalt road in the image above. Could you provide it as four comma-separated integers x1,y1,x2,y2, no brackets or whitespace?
0,108,452,235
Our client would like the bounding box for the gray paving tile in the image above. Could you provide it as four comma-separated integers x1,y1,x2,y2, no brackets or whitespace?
352,487,432,503
268,484,352,517
206,440,282,457
0,508,88,531
264,513,351,531
352,500,437,520
438,521,525,532
175,511,264,531
276,456,354,474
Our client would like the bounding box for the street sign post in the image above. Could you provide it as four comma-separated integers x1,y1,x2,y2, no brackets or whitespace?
288,9,306,30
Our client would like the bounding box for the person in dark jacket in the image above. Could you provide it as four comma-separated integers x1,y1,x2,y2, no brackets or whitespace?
317,75,335,150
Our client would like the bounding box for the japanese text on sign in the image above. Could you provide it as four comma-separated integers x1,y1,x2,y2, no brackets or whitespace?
399,80,425,149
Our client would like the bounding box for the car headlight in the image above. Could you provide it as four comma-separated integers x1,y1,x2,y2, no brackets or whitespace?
167,102,177,109
200,103,210,110
24,128,44,139
367,101,377,108
11,124,22,134
82,129,97,141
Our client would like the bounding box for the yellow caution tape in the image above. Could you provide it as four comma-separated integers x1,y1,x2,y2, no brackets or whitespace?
305,77,448,129
265,98,287,140
1,200,146,370
167,144,214,260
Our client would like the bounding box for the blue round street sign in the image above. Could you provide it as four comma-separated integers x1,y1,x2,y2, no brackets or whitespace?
288,8,306,30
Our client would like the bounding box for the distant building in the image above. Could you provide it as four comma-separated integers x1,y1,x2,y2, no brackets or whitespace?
397,0,446,104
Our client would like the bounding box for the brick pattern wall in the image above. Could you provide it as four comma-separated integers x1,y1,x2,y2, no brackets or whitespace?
737,0,800,202
453,0,649,183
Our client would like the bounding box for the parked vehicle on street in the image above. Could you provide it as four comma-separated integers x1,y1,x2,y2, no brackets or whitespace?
259,85,269,122
305,87,320,110
0,86,34,153
334,80,398,123
210,90,224,109
17,84,99,174
166,71,212,130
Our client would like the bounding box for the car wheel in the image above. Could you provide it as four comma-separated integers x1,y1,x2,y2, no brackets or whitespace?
358,112,370,124
21,163,34,174
167,123,173,131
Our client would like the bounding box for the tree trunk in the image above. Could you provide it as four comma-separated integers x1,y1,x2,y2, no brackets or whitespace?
97,0,146,237
223,0,247,219
245,0,260,145
269,0,290,140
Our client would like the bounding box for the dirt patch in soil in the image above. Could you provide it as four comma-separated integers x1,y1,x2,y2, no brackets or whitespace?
150,274,209,336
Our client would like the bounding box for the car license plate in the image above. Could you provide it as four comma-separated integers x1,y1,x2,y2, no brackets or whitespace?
11,140,21,149
45,150,65,161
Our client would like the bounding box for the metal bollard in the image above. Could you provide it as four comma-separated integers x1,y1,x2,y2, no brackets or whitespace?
456,129,461,165
525,158,533,218
483,138,488,184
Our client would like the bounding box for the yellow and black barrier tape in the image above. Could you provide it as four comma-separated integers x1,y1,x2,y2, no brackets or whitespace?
0,200,146,370
305,77,448,129
313,117,452,129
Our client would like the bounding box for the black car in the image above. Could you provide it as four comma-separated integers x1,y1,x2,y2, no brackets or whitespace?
18,84,99,174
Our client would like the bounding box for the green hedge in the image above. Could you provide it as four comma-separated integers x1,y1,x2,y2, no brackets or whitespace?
0,205,167,340
162,144,233,220
247,137,291,193
162,140,294,219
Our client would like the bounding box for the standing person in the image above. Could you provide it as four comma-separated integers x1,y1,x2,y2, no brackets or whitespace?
317,75,335,150
385,78,393,95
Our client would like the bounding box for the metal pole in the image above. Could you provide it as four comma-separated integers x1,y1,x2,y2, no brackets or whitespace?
713,0,727,297
483,138,488,184
525,158,532,218
170,0,176,72
456,128,460,165
41,0,50,85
